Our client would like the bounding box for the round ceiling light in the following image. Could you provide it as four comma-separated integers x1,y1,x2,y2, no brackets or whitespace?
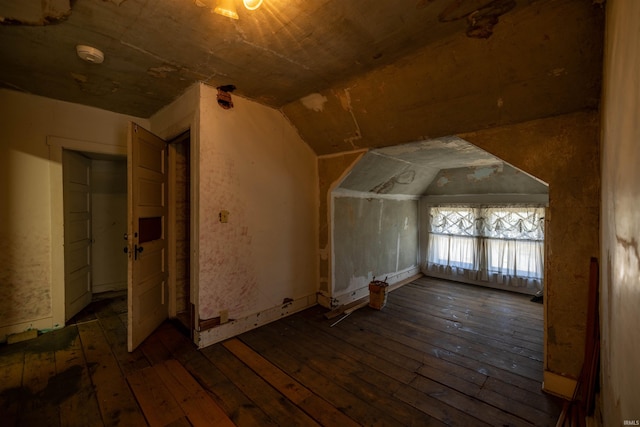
243,0,263,10
76,45,104,64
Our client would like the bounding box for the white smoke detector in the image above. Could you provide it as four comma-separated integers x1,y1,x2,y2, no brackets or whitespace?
76,45,104,64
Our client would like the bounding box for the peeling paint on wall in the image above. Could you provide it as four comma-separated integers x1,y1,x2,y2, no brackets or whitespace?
300,93,328,112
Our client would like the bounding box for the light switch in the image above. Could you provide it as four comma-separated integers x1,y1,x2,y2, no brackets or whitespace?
219,210,229,223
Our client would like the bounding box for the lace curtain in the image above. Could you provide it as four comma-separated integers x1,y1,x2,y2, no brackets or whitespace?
426,206,544,293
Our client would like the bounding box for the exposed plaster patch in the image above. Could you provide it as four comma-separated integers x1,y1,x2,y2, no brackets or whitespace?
338,88,363,148
436,177,449,187
467,166,500,181
147,65,177,78
300,93,328,112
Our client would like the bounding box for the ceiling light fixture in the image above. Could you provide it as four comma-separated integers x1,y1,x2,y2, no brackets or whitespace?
213,0,239,19
243,0,263,10
76,45,105,64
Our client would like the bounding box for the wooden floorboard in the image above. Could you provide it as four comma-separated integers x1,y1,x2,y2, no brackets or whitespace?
0,278,562,426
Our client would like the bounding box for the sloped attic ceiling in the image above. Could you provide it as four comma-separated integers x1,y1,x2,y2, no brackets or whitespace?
337,137,548,197
0,0,603,156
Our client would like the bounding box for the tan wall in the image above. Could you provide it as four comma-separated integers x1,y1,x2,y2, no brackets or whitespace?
600,1,640,425
0,88,147,339
460,111,600,380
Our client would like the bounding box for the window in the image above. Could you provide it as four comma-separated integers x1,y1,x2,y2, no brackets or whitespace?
426,206,544,291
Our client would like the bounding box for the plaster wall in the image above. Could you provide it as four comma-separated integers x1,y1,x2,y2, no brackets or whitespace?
196,84,318,324
460,111,600,381
332,195,419,299
0,88,147,339
317,152,365,295
600,1,640,424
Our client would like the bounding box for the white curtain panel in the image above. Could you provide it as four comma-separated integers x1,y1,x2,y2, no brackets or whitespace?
426,206,545,292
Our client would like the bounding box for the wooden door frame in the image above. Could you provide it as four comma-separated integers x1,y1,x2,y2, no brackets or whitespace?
48,136,127,328
150,118,200,342
48,123,199,338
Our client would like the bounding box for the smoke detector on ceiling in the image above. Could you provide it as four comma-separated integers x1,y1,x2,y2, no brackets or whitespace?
76,45,104,64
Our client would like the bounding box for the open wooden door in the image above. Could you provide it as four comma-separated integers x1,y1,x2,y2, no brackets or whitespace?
127,123,169,351
63,150,93,321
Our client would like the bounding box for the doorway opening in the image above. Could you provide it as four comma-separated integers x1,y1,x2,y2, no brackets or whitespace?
60,129,193,339
168,130,192,335
62,149,127,323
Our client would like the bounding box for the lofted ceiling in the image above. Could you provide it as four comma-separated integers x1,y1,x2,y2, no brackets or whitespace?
0,0,604,158
336,137,548,198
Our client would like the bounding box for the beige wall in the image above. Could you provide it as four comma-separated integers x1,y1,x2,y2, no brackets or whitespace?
196,84,318,324
600,1,640,425
0,88,147,339
460,111,600,384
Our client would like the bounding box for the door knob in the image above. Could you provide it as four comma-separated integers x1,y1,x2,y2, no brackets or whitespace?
134,244,144,260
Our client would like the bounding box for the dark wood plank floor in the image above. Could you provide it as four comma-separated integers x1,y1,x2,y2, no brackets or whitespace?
0,278,562,426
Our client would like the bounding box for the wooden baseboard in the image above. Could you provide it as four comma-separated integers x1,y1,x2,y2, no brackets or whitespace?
194,293,317,349
329,268,422,308
0,317,60,344
543,370,577,399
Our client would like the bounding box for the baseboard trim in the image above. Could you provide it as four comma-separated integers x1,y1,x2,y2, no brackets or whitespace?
194,293,317,349
329,268,422,308
0,317,60,344
92,282,126,294
543,370,577,399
